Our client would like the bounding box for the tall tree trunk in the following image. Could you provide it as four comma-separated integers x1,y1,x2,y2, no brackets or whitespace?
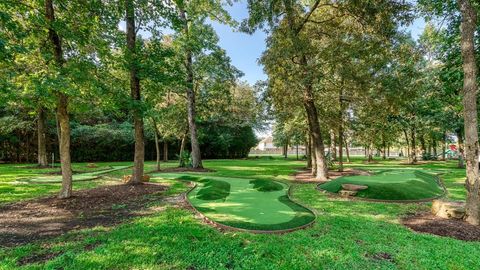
338,88,344,171
37,106,48,167
152,119,161,171
296,144,299,160
179,129,187,167
163,141,168,162
344,137,350,163
306,136,312,168
179,8,202,169
330,130,337,161
45,0,72,199
284,2,328,181
442,131,447,161
403,129,411,163
126,0,144,183
433,139,437,158
382,134,386,160
310,134,317,176
458,0,480,225
419,134,427,159
410,128,417,164
457,129,465,168
57,93,72,198
304,96,328,181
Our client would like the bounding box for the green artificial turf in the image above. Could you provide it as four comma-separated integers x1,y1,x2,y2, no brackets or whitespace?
319,169,445,200
155,173,315,231
19,166,132,184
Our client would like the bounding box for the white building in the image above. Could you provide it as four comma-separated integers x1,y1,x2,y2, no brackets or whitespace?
255,136,275,150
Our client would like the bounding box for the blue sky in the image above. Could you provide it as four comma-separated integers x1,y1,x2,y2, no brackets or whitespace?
210,1,426,86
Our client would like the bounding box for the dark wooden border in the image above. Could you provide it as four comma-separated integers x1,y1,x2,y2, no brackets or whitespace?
182,180,317,234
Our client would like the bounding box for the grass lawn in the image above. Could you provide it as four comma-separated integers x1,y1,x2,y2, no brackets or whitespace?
319,169,445,200
0,157,479,269
155,173,315,231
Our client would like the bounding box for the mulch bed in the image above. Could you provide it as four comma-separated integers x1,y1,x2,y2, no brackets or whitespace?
153,167,215,173
402,212,480,241
293,168,370,183
0,183,168,247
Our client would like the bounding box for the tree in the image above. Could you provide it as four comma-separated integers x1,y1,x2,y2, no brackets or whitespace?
125,0,145,184
44,0,73,198
457,0,479,225
168,0,235,169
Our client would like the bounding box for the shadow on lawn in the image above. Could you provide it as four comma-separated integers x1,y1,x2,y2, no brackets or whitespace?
0,183,168,247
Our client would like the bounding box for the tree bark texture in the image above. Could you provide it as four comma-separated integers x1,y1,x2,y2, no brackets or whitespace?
126,0,145,183
458,0,480,225
179,8,202,169
37,106,48,167
45,0,73,198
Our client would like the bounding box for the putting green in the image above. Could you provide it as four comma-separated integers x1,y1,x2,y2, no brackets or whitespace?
19,166,132,184
155,173,315,231
319,170,445,201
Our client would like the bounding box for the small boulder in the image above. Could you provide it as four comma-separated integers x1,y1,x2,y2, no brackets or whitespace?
432,200,466,219
123,175,150,183
122,175,132,183
339,190,358,197
342,184,368,191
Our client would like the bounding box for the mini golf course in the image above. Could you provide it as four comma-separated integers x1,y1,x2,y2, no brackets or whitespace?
318,169,446,201
155,173,316,231
17,166,132,184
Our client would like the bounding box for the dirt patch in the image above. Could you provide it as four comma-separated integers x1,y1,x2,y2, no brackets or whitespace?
293,168,370,183
153,167,215,173
367,252,395,263
17,251,64,266
0,183,168,247
402,212,480,241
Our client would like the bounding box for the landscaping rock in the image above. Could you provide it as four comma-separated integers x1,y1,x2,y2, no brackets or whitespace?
431,200,466,219
123,175,151,183
86,163,98,168
339,190,358,197
122,175,132,183
341,184,368,191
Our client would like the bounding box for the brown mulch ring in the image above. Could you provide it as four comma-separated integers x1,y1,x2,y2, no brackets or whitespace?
153,167,215,173
402,212,480,241
293,168,371,183
0,183,169,247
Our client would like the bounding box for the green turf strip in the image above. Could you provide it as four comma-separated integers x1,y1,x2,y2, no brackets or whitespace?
154,173,315,231
19,166,132,184
319,169,445,200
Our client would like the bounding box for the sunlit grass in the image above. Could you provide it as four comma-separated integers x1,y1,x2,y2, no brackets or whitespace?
0,157,479,269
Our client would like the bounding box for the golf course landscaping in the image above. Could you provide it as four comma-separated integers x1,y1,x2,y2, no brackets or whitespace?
155,173,316,231
1,157,479,269
318,169,446,201
17,166,132,184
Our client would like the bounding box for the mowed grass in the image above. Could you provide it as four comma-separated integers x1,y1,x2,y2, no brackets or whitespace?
319,170,445,200
0,157,479,269
155,173,315,231
0,161,178,204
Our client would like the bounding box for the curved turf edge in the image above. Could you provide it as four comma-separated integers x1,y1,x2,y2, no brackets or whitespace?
182,177,316,232
318,169,446,202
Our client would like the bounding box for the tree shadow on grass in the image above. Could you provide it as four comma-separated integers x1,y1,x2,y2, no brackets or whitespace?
0,183,168,247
